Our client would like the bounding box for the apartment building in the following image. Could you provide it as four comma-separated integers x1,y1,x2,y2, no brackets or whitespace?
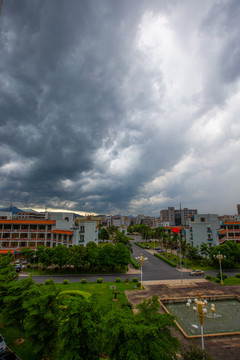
218,219,240,244
185,213,219,248
160,207,198,226
0,211,98,253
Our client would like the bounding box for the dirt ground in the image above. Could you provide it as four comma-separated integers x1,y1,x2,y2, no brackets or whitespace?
125,280,240,360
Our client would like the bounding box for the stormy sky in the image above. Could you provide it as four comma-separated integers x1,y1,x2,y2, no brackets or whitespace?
0,0,240,216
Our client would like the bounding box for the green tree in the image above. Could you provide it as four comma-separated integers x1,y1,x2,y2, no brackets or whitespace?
114,243,131,269
39,247,54,268
186,245,201,261
19,248,35,263
67,245,87,271
0,253,18,307
210,243,235,269
23,280,60,359
57,296,102,360
99,243,115,271
52,245,68,270
98,228,110,241
200,242,210,258
114,231,132,253
108,226,118,240
86,242,99,271
3,277,35,339
104,296,180,360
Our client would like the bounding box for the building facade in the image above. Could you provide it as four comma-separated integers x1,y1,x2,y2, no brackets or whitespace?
0,211,98,253
185,213,219,248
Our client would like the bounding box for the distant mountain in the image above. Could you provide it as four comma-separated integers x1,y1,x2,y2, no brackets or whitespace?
0,206,25,214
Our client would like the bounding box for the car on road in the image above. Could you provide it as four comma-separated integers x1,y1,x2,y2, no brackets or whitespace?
0,350,18,359
189,270,204,276
0,334,6,354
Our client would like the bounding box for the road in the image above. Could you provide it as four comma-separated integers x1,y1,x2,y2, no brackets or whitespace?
22,238,239,284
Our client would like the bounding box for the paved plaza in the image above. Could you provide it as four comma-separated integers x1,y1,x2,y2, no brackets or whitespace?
126,279,240,360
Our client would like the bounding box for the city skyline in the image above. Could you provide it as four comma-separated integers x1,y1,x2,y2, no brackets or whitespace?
1,1,240,216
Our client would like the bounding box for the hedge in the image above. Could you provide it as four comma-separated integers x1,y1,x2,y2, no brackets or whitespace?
135,242,146,249
130,257,140,269
154,253,177,267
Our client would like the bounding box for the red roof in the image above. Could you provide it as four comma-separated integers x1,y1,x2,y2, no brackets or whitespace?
0,249,15,254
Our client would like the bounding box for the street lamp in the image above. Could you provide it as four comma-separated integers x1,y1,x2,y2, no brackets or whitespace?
135,253,148,289
186,294,208,355
214,252,226,285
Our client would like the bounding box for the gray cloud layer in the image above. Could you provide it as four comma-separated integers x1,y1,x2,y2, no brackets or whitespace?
0,0,240,215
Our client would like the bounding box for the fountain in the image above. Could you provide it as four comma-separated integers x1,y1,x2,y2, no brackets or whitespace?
161,295,240,338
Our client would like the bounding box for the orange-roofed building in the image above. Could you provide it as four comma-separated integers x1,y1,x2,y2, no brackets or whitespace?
0,210,98,253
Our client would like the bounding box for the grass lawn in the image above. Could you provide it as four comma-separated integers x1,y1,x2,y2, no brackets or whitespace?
208,276,240,286
56,281,136,310
0,281,137,360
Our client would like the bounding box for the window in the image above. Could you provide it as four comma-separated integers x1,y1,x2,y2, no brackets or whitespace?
80,226,85,233
201,218,205,222
79,235,84,243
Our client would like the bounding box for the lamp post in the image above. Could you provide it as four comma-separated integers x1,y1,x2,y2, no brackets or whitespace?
214,252,226,285
135,253,148,289
187,294,208,357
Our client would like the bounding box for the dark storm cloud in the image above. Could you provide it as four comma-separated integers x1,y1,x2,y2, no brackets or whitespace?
1,0,240,215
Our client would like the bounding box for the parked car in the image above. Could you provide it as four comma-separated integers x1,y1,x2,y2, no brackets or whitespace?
154,247,161,250
189,270,204,276
0,350,18,359
158,249,164,253
0,334,6,353
145,245,150,249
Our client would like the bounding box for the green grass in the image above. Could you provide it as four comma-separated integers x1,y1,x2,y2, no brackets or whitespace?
0,325,43,360
55,281,136,310
208,276,240,286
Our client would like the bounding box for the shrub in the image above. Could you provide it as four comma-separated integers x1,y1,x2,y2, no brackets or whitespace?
135,242,146,249
215,278,221,283
42,266,46,271
55,266,59,272
121,301,133,309
116,278,121,283
81,279,87,284
124,276,129,283
45,279,54,285
216,272,227,280
132,277,138,283
206,275,211,280
181,345,214,360
236,273,240,278
130,257,140,269
27,264,31,269
137,282,141,288
97,278,103,283
154,253,177,267
63,279,69,284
